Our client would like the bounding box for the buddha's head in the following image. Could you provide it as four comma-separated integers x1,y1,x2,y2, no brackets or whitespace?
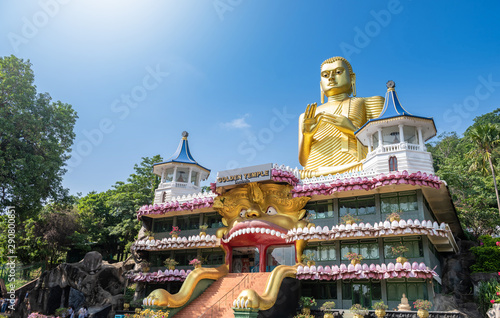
320,56,356,99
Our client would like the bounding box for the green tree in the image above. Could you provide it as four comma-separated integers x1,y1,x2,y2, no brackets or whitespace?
466,123,500,216
0,55,77,220
17,200,79,266
428,130,500,237
76,155,162,260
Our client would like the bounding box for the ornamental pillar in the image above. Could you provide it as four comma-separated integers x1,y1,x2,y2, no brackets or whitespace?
377,128,383,149
398,124,405,144
417,127,424,151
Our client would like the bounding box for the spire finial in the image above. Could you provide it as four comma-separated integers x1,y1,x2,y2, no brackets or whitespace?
182,131,189,138
386,80,395,89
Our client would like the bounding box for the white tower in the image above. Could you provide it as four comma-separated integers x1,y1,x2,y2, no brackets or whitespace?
152,131,210,203
355,81,437,175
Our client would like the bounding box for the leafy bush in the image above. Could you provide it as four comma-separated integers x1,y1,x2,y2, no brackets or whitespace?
319,301,335,311
350,304,368,315
478,278,500,316
299,296,317,308
470,235,500,273
55,308,68,317
124,287,135,303
372,301,388,310
130,298,144,308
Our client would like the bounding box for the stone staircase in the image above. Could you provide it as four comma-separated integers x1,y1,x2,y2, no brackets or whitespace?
173,272,270,318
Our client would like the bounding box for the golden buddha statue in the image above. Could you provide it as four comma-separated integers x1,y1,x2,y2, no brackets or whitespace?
299,56,384,178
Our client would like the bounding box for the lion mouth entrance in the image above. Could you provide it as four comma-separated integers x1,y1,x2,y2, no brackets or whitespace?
222,220,288,245
221,220,295,273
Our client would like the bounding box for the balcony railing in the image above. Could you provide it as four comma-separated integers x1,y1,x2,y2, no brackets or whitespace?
380,142,423,153
157,181,200,189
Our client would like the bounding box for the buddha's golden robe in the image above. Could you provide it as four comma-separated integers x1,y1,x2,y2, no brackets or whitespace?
302,96,384,177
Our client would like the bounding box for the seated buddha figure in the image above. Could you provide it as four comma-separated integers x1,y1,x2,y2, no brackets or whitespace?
299,56,384,178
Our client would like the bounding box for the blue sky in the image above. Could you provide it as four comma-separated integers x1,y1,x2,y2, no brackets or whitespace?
1,1,500,196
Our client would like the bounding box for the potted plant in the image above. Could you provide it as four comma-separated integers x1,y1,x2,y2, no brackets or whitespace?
189,258,202,269
199,224,208,236
164,258,179,270
341,213,361,225
123,287,134,311
169,226,181,238
372,301,388,317
299,296,317,315
350,304,368,318
413,299,432,318
300,252,316,266
391,245,409,263
144,230,154,240
345,252,364,265
320,301,336,318
386,211,402,222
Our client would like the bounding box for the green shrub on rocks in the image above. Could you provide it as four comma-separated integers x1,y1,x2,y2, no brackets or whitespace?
470,235,500,273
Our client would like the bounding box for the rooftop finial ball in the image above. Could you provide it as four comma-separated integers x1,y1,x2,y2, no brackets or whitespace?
182,131,189,137
386,80,396,89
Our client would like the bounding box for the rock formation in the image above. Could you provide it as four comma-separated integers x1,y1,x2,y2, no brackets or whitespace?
13,252,135,318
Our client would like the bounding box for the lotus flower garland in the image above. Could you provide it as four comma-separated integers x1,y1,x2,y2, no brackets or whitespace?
127,269,191,283
286,219,450,242
132,234,219,251
292,170,442,198
296,261,438,281
137,170,442,218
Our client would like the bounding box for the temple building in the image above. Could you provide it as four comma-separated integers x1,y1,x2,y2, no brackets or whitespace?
129,58,462,318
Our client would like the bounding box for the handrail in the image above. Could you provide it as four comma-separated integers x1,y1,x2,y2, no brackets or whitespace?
200,274,250,318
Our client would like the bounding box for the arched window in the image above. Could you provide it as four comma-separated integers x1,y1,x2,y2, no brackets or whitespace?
389,156,398,172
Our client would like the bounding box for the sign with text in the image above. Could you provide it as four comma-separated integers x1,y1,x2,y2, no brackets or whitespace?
216,163,273,187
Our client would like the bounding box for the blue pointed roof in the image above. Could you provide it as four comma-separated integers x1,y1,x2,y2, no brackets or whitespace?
355,81,435,135
378,80,412,118
154,131,210,172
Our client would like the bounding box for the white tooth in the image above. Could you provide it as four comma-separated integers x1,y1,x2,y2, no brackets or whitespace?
250,228,255,233
276,232,281,237
265,229,271,234
245,228,250,234
256,228,261,233
237,229,242,235
271,230,276,236
281,234,286,239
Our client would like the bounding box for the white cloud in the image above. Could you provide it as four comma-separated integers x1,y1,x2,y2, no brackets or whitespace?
220,114,251,129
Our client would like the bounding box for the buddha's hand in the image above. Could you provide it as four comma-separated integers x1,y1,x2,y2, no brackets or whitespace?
302,103,320,137
316,113,357,134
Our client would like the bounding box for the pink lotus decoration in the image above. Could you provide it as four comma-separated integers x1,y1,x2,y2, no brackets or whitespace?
296,261,437,281
127,269,192,283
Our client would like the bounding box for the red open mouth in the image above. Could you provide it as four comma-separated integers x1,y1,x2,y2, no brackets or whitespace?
222,220,288,246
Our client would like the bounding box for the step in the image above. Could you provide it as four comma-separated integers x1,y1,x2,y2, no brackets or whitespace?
174,273,271,318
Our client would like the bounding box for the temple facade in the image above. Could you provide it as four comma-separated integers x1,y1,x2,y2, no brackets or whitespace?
129,60,462,318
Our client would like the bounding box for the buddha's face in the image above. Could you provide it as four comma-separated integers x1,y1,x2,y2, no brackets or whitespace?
320,60,352,97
